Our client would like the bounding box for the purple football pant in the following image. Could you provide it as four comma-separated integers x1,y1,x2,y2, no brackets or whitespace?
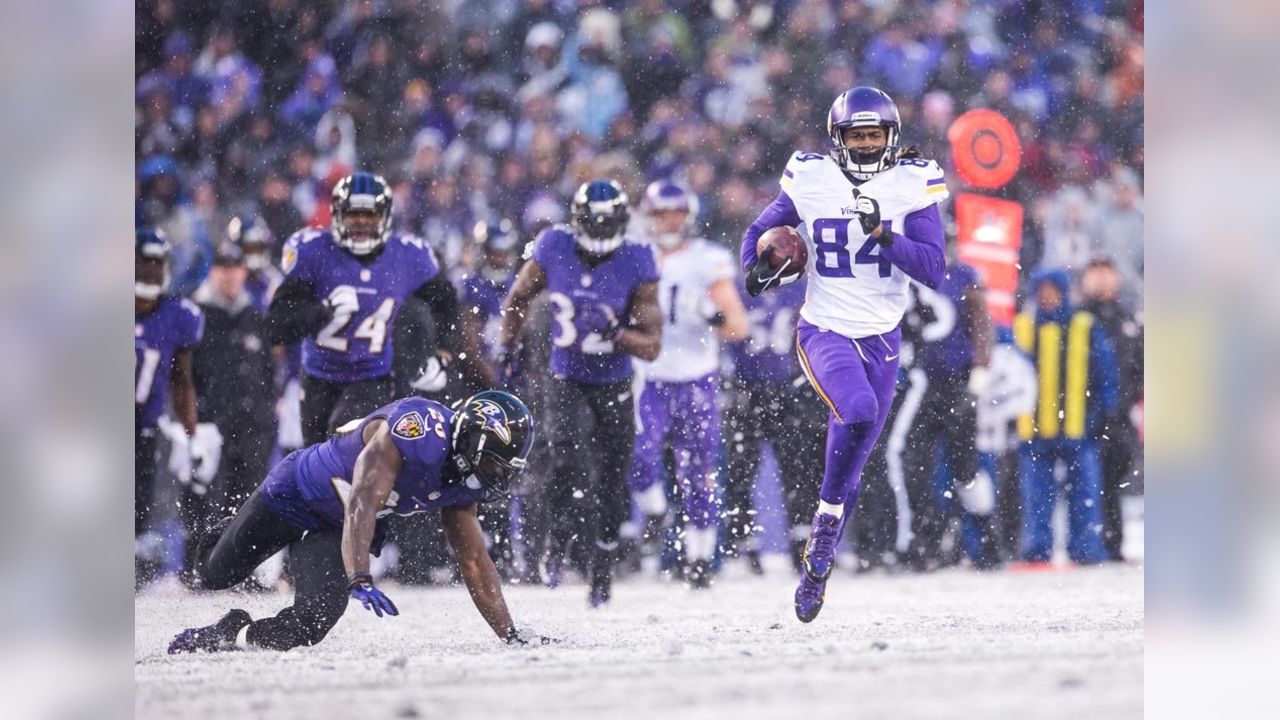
629,374,721,529
796,319,901,513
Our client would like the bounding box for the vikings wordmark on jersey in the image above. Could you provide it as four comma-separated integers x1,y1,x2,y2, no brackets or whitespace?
781,151,949,338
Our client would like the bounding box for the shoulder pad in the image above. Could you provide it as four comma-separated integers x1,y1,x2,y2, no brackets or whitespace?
285,227,328,247
891,158,948,206
395,233,426,250
780,151,829,192
282,228,329,275
526,224,572,260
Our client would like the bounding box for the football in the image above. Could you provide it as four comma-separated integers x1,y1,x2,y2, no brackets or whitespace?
756,226,808,274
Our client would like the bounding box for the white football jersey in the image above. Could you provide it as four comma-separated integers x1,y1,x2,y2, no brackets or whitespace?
643,239,735,382
779,151,949,339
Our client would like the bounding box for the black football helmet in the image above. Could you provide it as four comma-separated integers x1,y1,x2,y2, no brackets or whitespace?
450,390,535,502
135,227,170,300
570,179,629,255
331,172,393,256
226,214,275,271
473,218,521,284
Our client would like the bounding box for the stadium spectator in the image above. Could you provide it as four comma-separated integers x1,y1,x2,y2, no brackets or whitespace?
1079,258,1144,561
191,243,276,523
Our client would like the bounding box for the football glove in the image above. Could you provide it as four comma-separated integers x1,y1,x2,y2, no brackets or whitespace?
852,192,882,237
745,247,800,297
323,285,360,318
967,365,991,399
579,303,621,340
189,423,223,489
410,355,449,393
348,574,399,617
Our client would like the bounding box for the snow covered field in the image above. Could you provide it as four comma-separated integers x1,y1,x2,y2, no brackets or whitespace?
135,562,1143,719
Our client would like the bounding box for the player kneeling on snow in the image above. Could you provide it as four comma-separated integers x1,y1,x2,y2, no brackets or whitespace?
168,390,553,653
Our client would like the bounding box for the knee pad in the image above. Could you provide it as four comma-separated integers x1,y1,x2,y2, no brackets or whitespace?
832,388,879,428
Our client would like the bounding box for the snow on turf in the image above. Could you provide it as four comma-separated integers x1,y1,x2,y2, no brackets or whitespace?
136,563,1142,719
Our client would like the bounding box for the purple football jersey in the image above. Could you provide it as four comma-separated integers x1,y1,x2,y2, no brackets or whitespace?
730,278,806,384
531,226,659,384
261,396,484,529
282,229,440,382
135,296,204,428
462,272,513,360
919,262,980,378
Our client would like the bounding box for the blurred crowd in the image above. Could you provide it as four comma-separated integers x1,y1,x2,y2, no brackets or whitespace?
137,0,1143,301
135,0,1144,578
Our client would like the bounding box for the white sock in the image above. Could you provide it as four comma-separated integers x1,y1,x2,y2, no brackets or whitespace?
685,527,717,561
635,483,668,516
817,500,845,519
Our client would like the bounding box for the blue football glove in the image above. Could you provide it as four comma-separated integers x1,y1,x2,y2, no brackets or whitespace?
348,574,399,617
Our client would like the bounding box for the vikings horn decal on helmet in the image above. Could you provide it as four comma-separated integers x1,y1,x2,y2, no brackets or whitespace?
570,179,630,256
450,390,535,502
331,172,393,256
135,227,171,300
827,86,902,181
641,180,700,249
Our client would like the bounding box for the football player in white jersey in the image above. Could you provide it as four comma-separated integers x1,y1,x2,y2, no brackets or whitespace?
739,87,949,622
630,180,747,588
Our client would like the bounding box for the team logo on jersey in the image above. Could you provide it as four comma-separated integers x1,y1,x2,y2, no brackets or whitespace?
469,399,512,444
392,411,426,440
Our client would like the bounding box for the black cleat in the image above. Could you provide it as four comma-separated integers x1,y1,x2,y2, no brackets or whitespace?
589,564,612,608
687,560,714,590
167,609,251,654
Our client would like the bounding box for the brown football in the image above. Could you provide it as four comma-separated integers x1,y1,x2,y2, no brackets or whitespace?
756,226,808,274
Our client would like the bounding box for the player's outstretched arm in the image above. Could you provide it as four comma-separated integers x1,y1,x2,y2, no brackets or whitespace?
169,348,199,438
708,278,749,341
264,276,327,345
342,420,404,617
497,260,547,372
441,503,518,640
414,276,498,389
615,281,662,361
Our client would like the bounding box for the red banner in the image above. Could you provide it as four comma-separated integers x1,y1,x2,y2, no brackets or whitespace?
954,192,1024,325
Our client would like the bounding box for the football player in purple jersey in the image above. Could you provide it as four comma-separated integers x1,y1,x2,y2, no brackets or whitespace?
265,172,495,449
739,88,949,622
497,180,662,607
168,391,554,653
135,228,213,586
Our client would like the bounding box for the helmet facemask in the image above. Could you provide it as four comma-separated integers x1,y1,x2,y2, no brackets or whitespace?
641,181,700,250
332,174,393,256
135,231,170,300
450,393,534,504
830,119,901,181
571,181,630,256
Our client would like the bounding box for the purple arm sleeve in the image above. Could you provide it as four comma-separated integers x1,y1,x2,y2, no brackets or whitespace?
881,204,946,289
740,190,803,270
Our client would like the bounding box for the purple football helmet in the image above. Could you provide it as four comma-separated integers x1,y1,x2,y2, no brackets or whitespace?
640,180,700,249
827,86,901,181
